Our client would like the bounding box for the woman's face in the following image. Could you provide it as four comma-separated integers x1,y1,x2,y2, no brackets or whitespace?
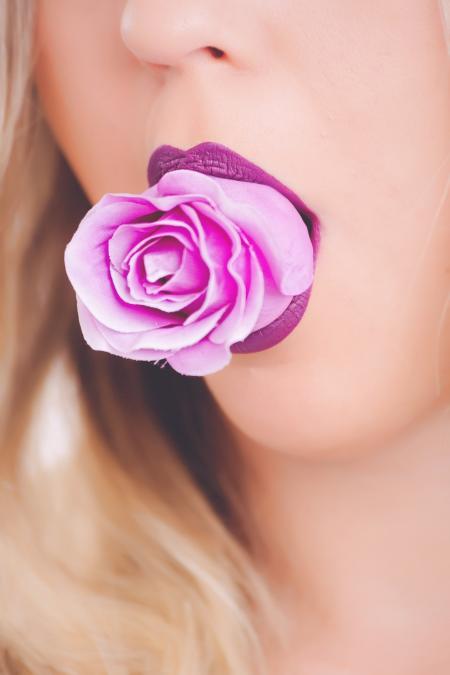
35,0,450,458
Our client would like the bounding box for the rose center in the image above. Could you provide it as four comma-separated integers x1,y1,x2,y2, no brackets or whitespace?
142,236,183,286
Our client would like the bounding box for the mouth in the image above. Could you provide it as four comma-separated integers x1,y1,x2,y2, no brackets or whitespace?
147,141,321,354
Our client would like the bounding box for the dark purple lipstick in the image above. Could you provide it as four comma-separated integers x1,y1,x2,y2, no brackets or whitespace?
147,142,321,353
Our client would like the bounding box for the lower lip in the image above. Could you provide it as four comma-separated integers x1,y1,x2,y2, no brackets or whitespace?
147,142,321,354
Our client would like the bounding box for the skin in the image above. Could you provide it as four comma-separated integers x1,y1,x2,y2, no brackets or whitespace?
34,1,450,672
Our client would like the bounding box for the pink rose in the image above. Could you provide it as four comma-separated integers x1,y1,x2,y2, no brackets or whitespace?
64,169,313,376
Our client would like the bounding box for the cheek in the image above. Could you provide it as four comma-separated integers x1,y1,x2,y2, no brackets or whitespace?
34,0,152,201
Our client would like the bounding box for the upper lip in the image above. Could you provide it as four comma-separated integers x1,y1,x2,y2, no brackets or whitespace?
146,141,314,237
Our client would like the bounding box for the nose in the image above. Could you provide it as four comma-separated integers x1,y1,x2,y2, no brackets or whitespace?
120,0,236,70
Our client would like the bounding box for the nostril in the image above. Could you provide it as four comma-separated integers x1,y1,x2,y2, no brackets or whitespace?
206,46,225,59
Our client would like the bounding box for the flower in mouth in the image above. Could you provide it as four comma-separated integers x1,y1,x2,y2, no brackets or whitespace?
64,168,314,376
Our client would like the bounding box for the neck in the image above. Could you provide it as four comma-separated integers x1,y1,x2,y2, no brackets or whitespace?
236,402,450,669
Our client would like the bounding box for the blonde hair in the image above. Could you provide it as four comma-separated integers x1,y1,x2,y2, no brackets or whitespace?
0,2,449,674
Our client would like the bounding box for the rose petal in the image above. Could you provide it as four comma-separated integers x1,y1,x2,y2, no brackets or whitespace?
251,287,292,332
92,304,228,352
76,296,116,352
179,205,237,325
126,247,153,300
206,237,248,344
167,339,232,376
233,245,266,336
94,192,161,210
142,237,183,281
77,297,169,361
161,246,210,293
110,264,201,313
209,244,266,344
140,186,218,214
250,254,293,331
108,212,198,271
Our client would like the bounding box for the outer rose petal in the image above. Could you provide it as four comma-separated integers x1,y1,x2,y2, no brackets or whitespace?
250,264,292,331
91,304,228,352
77,297,169,361
167,339,231,376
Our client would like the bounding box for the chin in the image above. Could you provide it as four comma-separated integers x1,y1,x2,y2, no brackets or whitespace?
205,351,437,463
